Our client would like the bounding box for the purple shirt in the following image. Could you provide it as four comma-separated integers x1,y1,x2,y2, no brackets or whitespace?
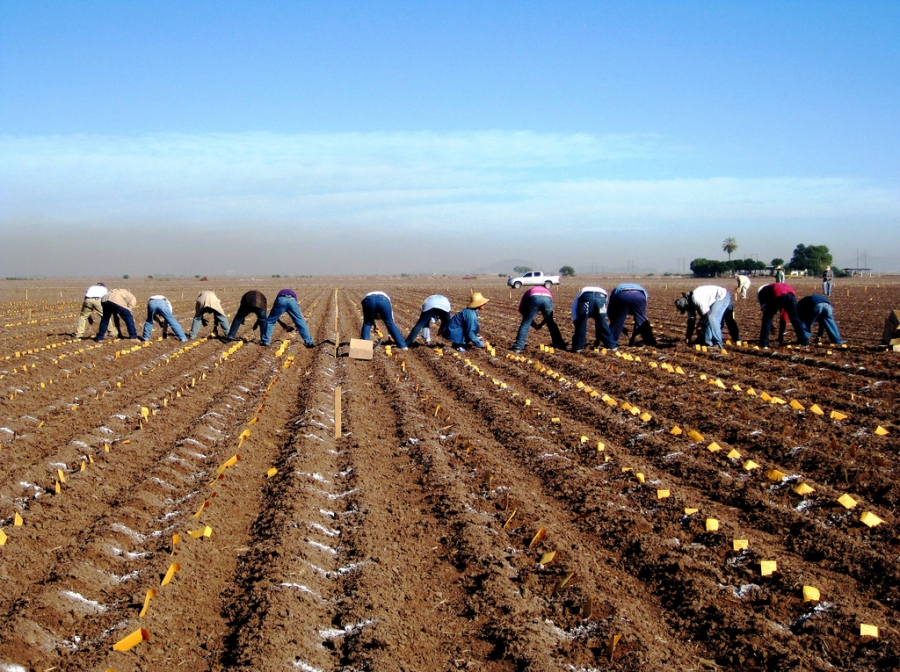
276,289,297,301
518,286,552,313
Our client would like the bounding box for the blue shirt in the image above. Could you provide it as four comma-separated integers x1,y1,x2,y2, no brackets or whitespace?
443,308,484,347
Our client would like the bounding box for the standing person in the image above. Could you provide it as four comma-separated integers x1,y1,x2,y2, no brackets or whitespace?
774,266,786,283
261,289,315,347
360,291,407,349
607,283,658,346
189,290,230,339
444,292,489,352
511,286,566,353
734,273,751,300
570,286,616,352
75,282,119,339
674,285,739,348
141,295,188,342
95,288,139,341
406,295,451,347
757,282,808,348
822,266,834,296
227,290,268,341
793,294,843,345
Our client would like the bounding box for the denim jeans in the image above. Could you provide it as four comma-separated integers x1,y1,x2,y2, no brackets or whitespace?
142,299,187,341
96,302,137,340
262,295,314,345
571,292,615,351
189,309,230,339
406,308,450,346
227,306,267,340
702,294,739,347
513,294,566,351
804,301,843,344
822,280,833,296
608,291,656,346
361,294,406,347
761,294,807,347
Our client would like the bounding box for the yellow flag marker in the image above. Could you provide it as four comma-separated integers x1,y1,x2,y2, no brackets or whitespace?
726,448,741,459
55,480,61,494
629,406,640,416
57,468,66,484
635,473,645,484
809,404,824,416
657,489,670,499
140,406,150,421
860,624,879,638
528,528,547,548
746,387,756,396
112,628,150,652
621,401,632,411
524,399,531,406
104,443,110,452
699,372,707,379
687,430,704,442
551,417,560,423
732,384,742,391
705,518,719,532
837,494,857,509
830,410,847,420
188,525,213,539
161,562,181,586
14,512,23,526
684,507,698,515
733,539,748,551
874,425,889,436
789,399,805,411
266,467,278,478
597,441,605,452
860,511,884,527
216,454,240,475
760,560,777,576
670,426,682,436
193,500,210,517
503,508,518,529
139,589,158,617
80,460,86,472
767,469,786,482
802,586,820,602
640,412,652,422
794,482,815,495
0,529,7,546
172,534,180,554
580,435,588,443
539,551,557,565
707,442,721,453
675,366,685,374
743,460,760,471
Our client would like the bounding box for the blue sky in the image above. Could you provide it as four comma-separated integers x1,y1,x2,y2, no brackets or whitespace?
1,1,898,276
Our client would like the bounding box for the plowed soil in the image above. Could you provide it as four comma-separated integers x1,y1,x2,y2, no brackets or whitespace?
0,275,898,671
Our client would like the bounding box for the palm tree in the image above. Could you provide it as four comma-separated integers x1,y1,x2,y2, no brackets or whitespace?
722,237,738,261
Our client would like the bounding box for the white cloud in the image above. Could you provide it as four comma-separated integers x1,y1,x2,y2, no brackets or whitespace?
1,131,898,275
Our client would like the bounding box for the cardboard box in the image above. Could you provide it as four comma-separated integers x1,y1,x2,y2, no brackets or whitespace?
348,338,374,360
883,309,900,346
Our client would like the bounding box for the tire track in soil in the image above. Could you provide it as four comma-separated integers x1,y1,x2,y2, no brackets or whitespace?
410,348,897,670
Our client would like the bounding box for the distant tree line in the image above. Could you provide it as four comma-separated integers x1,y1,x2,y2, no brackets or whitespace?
691,243,837,278
690,258,767,278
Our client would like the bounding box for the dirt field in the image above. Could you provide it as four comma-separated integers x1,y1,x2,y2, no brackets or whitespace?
0,275,898,671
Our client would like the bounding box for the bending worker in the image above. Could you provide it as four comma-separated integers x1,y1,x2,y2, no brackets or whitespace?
261,289,315,348
734,273,751,300
444,292,489,352
406,295,451,347
189,290,230,339
757,282,808,348
674,285,739,348
360,291,407,349
95,288,139,341
789,294,844,345
75,282,118,339
607,283,657,347
228,290,268,341
570,286,616,352
511,286,566,353
142,295,188,342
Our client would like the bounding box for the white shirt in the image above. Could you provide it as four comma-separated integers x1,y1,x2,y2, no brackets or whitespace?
690,286,729,315
421,295,451,312
571,286,609,320
736,275,750,288
84,285,108,299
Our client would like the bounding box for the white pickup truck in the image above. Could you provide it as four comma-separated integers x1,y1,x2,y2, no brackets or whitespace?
507,271,560,289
